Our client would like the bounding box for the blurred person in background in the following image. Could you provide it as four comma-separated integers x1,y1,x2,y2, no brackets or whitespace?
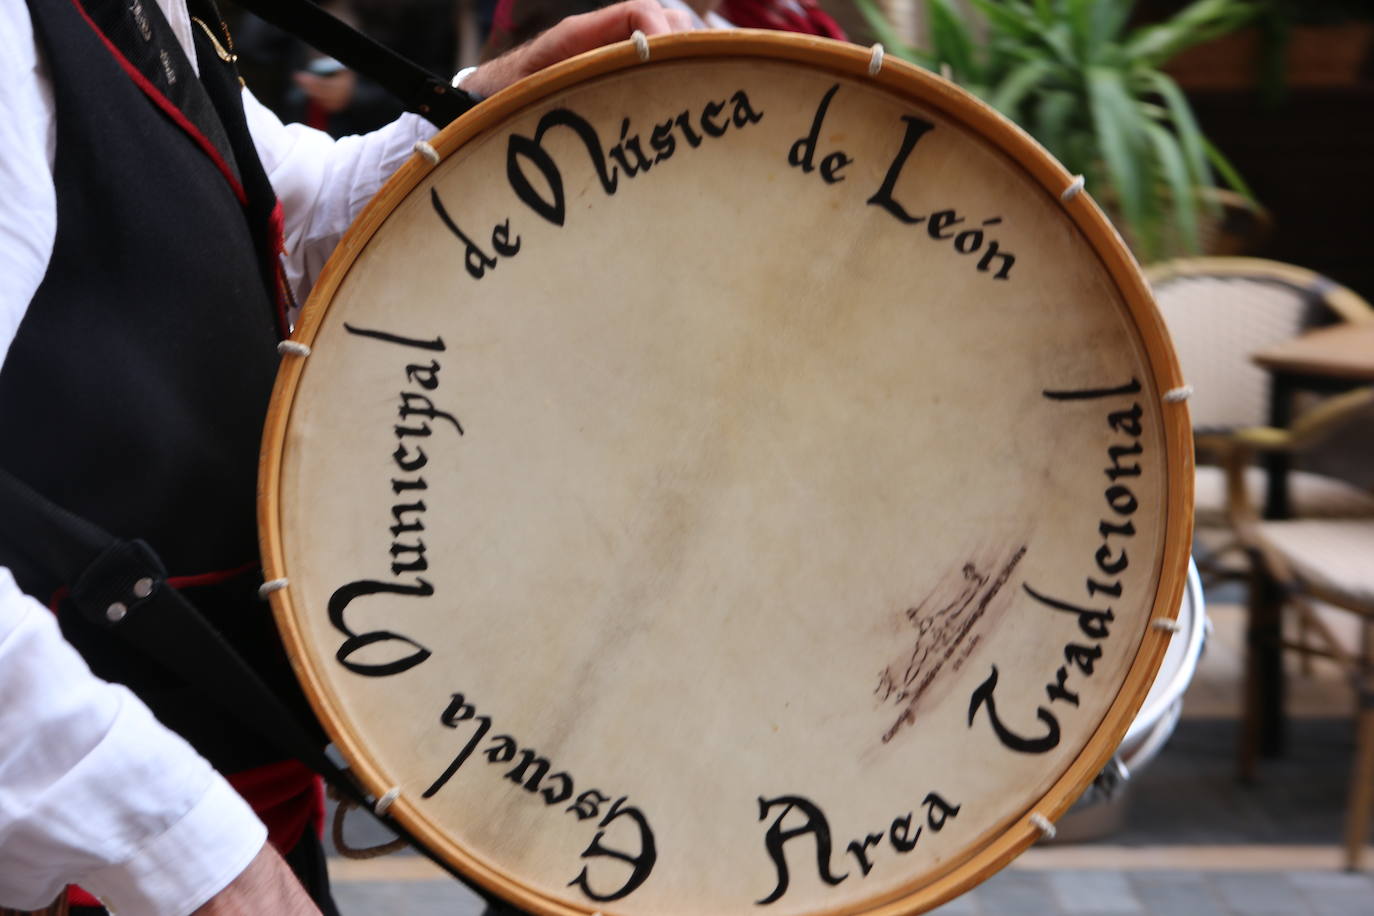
234,0,464,136
484,0,844,60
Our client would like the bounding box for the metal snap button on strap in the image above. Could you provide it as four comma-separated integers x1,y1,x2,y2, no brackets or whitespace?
107,578,156,623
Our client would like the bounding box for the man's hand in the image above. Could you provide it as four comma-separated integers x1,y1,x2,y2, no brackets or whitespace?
463,0,693,99
191,843,320,915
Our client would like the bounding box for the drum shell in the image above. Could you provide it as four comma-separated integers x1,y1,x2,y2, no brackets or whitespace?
259,32,1197,916
1121,559,1207,770
1053,559,1207,842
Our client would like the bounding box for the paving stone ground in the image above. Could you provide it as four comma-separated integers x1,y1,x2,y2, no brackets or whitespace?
331,867,1374,915
328,715,1374,916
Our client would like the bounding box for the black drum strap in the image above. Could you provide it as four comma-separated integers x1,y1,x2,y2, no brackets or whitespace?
224,0,477,128
0,468,332,778
0,465,505,906
0,466,108,603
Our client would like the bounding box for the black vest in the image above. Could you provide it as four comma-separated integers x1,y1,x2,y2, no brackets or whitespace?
0,0,309,771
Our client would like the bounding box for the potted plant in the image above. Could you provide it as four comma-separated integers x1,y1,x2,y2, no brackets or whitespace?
857,0,1261,259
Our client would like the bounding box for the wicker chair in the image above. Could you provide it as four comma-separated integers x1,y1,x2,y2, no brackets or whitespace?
1221,397,1374,869
1149,259,1374,869
1145,258,1374,583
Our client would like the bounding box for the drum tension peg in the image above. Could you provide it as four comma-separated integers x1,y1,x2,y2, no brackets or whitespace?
374,786,402,816
1152,617,1183,633
277,340,312,358
413,140,441,166
259,578,290,599
868,43,885,77
632,29,650,62
1029,812,1057,840
1163,385,1193,403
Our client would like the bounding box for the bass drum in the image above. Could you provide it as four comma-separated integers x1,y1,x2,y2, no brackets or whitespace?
259,31,1194,916
1054,558,1207,841
1122,558,1207,771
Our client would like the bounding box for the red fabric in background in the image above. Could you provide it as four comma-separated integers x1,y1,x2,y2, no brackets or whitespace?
227,759,326,856
67,886,102,907
717,0,846,38
489,0,846,50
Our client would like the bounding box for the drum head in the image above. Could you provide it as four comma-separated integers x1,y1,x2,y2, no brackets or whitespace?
261,32,1193,916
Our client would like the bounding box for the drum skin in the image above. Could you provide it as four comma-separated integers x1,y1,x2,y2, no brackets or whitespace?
260,32,1194,916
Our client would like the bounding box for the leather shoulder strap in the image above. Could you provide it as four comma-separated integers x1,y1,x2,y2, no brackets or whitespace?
225,0,476,128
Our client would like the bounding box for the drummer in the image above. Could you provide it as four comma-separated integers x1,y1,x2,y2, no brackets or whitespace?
0,1,689,914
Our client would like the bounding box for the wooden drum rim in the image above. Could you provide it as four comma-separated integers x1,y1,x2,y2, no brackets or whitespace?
259,31,1195,916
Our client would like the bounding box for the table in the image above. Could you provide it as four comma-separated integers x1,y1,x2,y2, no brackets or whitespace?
1252,321,1374,382
1252,322,1374,519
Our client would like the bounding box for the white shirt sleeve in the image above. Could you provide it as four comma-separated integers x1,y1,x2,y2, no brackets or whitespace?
0,0,57,372
0,5,422,905
0,569,267,915
242,89,436,304
0,0,437,372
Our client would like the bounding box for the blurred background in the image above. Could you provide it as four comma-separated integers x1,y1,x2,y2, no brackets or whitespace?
221,1,1374,912
219,0,1374,302
216,0,1374,308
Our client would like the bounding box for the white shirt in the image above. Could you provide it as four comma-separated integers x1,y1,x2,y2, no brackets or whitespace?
0,0,433,909
0,0,436,369
660,0,732,30
0,569,266,914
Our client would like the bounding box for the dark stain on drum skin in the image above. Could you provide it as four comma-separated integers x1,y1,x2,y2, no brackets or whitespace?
876,545,1026,744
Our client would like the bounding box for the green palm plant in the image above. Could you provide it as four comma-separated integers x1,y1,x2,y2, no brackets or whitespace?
857,0,1259,258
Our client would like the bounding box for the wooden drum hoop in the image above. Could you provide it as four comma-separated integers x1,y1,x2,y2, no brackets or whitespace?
260,31,1194,916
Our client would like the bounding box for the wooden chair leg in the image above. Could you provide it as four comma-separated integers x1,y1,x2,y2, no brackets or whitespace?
1345,700,1374,870
1238,625,1262,783
1348,624,1374,871
1242,604,1258,785
1298,611,1314,676
1239,568,1287,780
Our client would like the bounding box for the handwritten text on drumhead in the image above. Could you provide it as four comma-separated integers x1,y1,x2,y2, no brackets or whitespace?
795,85,1016,280
967,379,1146,753
424,690,657,903
324,324,464,677
755,792,961,906
429,83,1018,284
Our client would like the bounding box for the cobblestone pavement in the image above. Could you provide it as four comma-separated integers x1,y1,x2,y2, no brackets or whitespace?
935,868,1374,916
329,714,1371,914
332,865,1374,916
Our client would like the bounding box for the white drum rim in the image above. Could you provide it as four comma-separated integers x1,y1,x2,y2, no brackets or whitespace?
1122,558,1206,751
